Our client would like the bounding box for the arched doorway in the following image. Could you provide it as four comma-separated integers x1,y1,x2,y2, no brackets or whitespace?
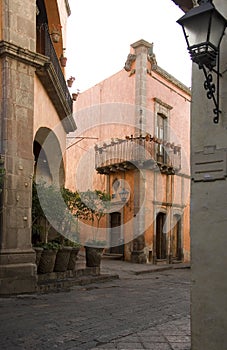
156,212,167,260
110,212,123,255
172,214,182,261
33,127,65,186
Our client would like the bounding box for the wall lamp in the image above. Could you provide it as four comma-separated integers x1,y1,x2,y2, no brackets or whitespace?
119,188,129,203
177,0,227,123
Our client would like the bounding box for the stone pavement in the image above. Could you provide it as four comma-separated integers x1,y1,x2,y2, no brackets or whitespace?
100,255,190,278
95,258,191,350
0,257,191,350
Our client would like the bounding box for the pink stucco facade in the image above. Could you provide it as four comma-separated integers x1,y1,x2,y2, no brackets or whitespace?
66,39,191,264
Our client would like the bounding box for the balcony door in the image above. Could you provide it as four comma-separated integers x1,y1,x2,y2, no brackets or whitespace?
156,212,167,260
172,214,182,260
110,212,123,255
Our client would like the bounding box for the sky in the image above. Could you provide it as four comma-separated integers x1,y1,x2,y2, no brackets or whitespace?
66,0,192,93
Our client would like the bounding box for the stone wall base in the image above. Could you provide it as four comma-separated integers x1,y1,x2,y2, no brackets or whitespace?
0,262,37,295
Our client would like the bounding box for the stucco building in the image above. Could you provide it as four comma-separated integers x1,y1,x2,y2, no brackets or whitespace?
66,39,191,265
0,0,76,294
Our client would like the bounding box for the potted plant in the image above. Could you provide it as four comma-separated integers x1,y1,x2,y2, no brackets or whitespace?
65,239,81,271
37,241,60,274
84,240,107,267
59,48,67,67
79,189,110,267
67,76,75,88
32,181,81,273
72,89,80,101
50,24,62,43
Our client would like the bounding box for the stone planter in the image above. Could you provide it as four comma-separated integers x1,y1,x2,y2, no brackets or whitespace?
85,246,104,267
38,249,57,274
67,247,80,271
54,246,72,272
33,247,43,268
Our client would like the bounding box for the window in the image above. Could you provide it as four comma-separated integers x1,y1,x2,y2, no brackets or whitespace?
154,98,172,164
156,113,167,162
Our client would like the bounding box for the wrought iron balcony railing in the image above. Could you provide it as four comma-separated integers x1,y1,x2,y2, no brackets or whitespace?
36,24,76,133
95,135,181,175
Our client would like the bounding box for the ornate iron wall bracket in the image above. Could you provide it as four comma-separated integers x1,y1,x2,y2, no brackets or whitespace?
201,56,221,124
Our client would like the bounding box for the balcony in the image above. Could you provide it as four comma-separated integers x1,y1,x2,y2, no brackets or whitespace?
95,135,181,175
36,24,76,133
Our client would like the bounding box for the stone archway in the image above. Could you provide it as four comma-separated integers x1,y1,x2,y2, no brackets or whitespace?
33,127,65,186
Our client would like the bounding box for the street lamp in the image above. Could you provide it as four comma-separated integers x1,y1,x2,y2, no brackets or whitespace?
177,0,227,123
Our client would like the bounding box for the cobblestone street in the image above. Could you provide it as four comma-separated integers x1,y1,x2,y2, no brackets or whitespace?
0,260,191,349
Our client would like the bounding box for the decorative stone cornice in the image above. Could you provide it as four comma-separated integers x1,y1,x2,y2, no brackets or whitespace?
154,98,173,111
151,65,191,95
124,53,136,72
147,44,157,69
0,40,49,67
0,40,76,133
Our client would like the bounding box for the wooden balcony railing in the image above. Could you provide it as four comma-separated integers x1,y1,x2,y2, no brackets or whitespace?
95,135,181,175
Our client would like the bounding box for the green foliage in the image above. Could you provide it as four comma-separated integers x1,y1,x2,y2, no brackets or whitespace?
35,241,61,250
79,189,111,243
85,239,107,247
32,181,110,247
32,181,81,245
79,189,111,224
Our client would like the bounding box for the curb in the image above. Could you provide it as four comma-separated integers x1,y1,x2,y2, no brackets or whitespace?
128,264,191,276
37,273,119,293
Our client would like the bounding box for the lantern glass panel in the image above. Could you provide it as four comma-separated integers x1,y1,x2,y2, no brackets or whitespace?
209,12,227,48
182,12,211,48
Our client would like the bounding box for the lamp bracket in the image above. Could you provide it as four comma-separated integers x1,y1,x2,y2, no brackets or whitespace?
201,64,221,124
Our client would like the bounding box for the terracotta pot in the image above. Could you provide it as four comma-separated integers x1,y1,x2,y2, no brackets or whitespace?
51,32,60,43
67,79,75,87
60,56,67,67
54,246,72,272
72,93,78,101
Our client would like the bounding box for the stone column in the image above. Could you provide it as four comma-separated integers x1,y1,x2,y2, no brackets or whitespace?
0,0,37,294
131,39,151,136
191,1,227,348
130,40,152,263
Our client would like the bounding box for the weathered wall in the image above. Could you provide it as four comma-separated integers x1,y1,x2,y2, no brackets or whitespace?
0,0,37,294
190,0,227,348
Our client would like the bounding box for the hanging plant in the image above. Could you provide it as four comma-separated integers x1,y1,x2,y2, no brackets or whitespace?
72,89,80,101
59,48,67,67
50,24,62,43
67,76,75,88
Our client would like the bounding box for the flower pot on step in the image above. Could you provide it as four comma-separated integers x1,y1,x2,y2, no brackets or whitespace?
33,247,43,268
54,246,72,272
38,249,57,274
85,246,104,267
67,246,80,271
